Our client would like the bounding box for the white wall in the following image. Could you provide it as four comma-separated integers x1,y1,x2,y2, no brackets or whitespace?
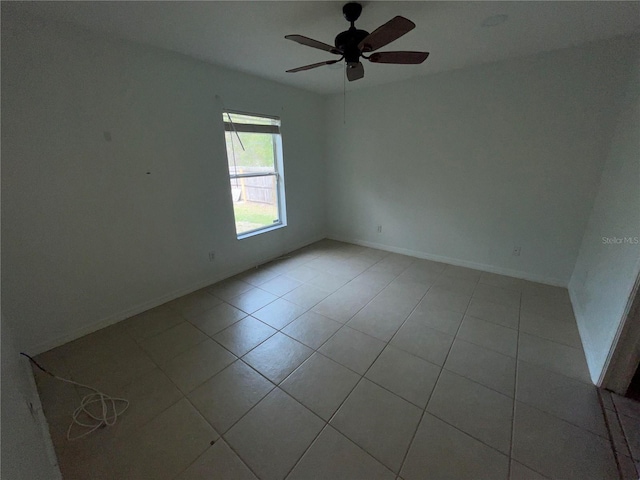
325,36,638,286
569,51,640,385
1,317,61,479
1,11,327,354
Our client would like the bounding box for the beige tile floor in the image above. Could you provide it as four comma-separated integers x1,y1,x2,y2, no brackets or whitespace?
33,239,624,479
603,390,640,479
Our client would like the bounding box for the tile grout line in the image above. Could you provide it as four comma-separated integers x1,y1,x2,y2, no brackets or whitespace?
278,258,418,478
176,257,488,477
275,276,474,379
185,247,403,479
614,403,639,461
292,267,516,472
110,309,235,464
178,250,404,445
395,273,480,477
410,281,536,462
274,274,514,475
398,270,480,475
234,250,406,475
211,254,517,376
277,255,411,366
598,389,626,480
507,288,523,479
170,395,265,480
171,438,260,480
96,297,271,480
225,296,587,401
277,251,408,479
212,246,396,350
280,259,472,477
241,251,401,362
609,391,640,477
438,363,514,400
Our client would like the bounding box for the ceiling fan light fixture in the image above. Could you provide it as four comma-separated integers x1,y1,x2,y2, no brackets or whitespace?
481,14,509,28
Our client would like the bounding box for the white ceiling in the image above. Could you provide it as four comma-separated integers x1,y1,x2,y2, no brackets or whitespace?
10,1,640,95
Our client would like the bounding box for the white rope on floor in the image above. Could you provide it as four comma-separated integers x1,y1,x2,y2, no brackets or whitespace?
21,353,129,440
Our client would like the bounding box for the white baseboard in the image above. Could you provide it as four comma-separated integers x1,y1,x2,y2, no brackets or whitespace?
31,234,326,356
327,234,568,287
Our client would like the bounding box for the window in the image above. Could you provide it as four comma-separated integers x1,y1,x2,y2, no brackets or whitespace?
223,111,286,238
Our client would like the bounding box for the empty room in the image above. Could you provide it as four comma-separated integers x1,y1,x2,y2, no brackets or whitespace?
2,1,640,479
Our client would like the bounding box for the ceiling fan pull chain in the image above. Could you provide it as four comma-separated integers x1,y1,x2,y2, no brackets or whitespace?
343,62,346,124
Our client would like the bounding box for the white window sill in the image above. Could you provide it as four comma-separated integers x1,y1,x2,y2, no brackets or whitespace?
237,223,286,240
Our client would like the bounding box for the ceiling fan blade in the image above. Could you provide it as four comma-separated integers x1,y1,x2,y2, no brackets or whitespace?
346,62,364,82
368,51,429,64
358,16,415,53
286,60,340,73
285,35,342,54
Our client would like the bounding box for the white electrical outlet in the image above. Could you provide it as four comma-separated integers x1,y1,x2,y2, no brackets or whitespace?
513,246,521,257
209,251,216,262
377,225,383,233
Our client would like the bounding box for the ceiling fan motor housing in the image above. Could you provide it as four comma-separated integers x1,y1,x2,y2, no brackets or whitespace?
338,3,368,64
335,28,369,64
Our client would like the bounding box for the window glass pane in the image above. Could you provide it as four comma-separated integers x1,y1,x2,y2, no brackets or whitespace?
223,112,284,237
225,131,275,171
230,174,280,235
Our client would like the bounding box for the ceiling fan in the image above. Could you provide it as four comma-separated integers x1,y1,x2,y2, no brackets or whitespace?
285,2,429,82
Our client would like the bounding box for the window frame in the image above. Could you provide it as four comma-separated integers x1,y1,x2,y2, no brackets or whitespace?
223,109,287,239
